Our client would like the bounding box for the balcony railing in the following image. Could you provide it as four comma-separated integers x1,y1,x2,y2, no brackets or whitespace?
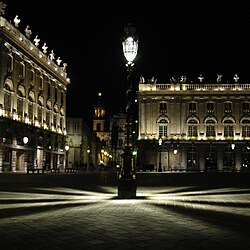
139,83,250,92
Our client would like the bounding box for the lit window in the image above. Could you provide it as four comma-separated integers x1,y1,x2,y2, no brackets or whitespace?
207,102,214,113
224,102,232,113
188,119,198,137
159,125,167,137
189,102,197,113
159,102,167,113
242,119,250,137
158,118,168,137
206,119,216,137
224,120,234,137
242,102,250,113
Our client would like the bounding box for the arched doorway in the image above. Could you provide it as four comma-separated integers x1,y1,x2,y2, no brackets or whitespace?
205,144,217,171
187,145,198,171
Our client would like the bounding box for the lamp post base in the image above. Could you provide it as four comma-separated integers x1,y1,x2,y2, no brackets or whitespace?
118,179,137,199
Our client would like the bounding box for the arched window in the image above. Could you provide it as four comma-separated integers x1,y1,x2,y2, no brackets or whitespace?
187,118,198,137
17,84,25,118
4,78,14,114
241,118,250,138
205,119,216,137
205,144,217,171
223,145,234,170
223,119,234,138
28,90,35,121
187,145,198,170
158,118,168,138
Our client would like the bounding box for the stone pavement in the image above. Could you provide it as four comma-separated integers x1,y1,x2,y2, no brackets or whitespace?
0,172,250,250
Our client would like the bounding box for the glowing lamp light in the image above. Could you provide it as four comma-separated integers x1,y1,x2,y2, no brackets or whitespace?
23,136,29,145
122,24,138,65
65,145,69,151
158,138,162,146
174,149,178,155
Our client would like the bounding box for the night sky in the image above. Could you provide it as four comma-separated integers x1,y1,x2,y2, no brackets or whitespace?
4,0,250,126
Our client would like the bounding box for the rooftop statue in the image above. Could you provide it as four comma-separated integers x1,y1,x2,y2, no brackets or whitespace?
217,74,223,83
49,50,55,60
14,15,20,27
234,74,239,83
0,1,7,16
180,76,187,83
139,75,145,83
62,63,67,71
25,25,32,38
33,35,40,46
56,57,62,66
198,74,204,83
42,43,48,53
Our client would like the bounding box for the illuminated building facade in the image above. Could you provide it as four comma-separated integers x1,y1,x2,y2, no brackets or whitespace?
66,117,96,169
0,10,70,172
92,92,126,168
137,76,250,172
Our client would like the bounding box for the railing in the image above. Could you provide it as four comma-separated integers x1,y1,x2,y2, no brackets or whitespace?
139,83,250,91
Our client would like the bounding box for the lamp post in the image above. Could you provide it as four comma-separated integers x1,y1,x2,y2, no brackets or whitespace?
158,138,163,172
118,23,138,198
65,145,69,168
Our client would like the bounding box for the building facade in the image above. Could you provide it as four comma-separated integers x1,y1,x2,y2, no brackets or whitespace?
137,76,250,172
66,117,96,170
0,11,70,172
92,92,127,169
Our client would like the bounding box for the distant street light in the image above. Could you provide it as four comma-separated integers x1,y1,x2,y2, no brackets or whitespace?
118,23,138,199
23,136,28,145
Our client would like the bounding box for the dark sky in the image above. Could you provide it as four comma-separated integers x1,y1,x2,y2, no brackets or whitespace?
4,0,250,126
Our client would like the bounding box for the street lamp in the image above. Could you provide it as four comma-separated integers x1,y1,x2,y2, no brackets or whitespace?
23,136,29,145
118,23,138,198
65,145,69,168
158,138,162,172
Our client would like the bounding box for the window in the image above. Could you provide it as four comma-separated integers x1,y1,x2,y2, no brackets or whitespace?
207,102,214,113
242,102,250,114
159,125,167,137
17,97,24,117
224,120,234,137
53,114,57,128
188,119,198,137
38,107,42,123
96,123,101,131
158,118,168,137
4,92,11,113
224,102,232,113
187,146,198,170
159,102,167,113
223,145,234,169
242,119,250,137
189,102,197,113
28,102,33,120
206,119,216,137
46,110,50,126
18,62,25,79
205,145,217,170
